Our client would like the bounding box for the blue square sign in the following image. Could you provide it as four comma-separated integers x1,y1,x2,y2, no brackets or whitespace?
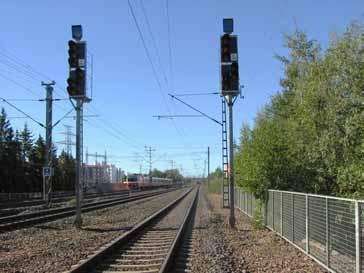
43,167,53,177
223,18,234,34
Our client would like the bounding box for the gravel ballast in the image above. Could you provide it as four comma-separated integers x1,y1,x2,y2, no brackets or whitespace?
154,187,197,230
0,188,188,273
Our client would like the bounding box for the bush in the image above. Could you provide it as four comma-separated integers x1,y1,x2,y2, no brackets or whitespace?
252,199,265,230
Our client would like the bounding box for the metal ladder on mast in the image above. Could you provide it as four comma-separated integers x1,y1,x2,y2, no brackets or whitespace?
221,98,230,208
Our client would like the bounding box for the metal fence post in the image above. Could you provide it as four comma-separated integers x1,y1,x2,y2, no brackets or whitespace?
245,192,249,215
251,192,253,217
355,201,361,273
238,188,241,209
306,195,310,254
239,188,241,209
281,192,283,235
273,191,275,230
292,194,295,243
326,197,330,267
264,191,268,226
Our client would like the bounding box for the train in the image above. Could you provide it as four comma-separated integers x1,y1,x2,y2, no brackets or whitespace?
118,174,173,190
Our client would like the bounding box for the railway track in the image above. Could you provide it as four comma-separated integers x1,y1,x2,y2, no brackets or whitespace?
66,186,199,273
0,188,179,232
0,189,136,210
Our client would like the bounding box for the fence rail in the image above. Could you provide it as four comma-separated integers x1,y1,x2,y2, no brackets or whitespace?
0,191,74,202
234,187,364,273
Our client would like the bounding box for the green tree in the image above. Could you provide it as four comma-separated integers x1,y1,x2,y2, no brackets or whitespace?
54,151,75,191
235,22,364,199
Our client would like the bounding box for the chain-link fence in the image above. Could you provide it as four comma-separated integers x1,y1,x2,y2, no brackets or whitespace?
235,187,363,273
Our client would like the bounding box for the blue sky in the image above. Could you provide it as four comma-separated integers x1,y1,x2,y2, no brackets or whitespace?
0,0,363,176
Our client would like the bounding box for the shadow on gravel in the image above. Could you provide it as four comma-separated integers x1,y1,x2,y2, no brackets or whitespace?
35,225,65,231
193,226,207,230
150,227,179,232
80,226,133,233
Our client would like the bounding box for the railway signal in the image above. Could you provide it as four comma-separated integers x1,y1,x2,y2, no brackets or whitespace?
68,40,86,68
230,62,239,91
67,68,85,97
67,25,91,228
221,34,231,62
220,34,239,96
67,39,86,98
220,18,240,228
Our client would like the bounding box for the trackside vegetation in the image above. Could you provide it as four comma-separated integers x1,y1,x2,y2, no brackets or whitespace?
235,22,364,200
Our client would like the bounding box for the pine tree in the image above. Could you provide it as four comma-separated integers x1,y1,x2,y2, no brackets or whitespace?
29,135,46,192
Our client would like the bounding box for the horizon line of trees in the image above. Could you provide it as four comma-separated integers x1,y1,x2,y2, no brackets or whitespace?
0,108,185,193
0,108,75,193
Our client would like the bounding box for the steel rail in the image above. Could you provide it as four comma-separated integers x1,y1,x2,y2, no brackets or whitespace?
159,186,199,272
66,186,198,273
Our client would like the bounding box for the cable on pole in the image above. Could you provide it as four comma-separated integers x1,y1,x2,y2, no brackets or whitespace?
168,93,222,126
0,97,45,127
52,108,74,129
172,92,220,97
153,114,203,119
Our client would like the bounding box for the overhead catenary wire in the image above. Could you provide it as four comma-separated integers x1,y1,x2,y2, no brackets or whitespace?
0,72,41,97
85,104,146,150
0,46,69,97
166,0,173,89
0,65,43,88
172,92,220,96
127,0,195,164
0,97,45,127
139,0,169,88
168,93,222,126
52,108,74,129
83,118,147,159
0,47,73,113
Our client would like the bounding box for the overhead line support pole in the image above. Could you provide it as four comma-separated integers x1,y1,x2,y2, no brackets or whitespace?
145,146,155,183
42,81,55,205
227,97,236,228
207,146,210,189
74,98,83,227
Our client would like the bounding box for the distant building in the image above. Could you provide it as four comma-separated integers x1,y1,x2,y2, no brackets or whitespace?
108,164,124,183
83,163,124,186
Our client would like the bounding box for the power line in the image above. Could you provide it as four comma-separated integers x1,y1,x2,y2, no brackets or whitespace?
168,93,222,126
0,69,71,115
166,0,173,89
0,47,69,100
127,0,168,108
0,50,51,82
172,92,220,96
0,72,40,97
52,108,74,129
0,65,42,88
153,114,203,119
139,0,169,88
0,98,42,102
1,98,68,102
127,0,197,169
85,104,146,150
83,118,147,156
0,97,45,127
